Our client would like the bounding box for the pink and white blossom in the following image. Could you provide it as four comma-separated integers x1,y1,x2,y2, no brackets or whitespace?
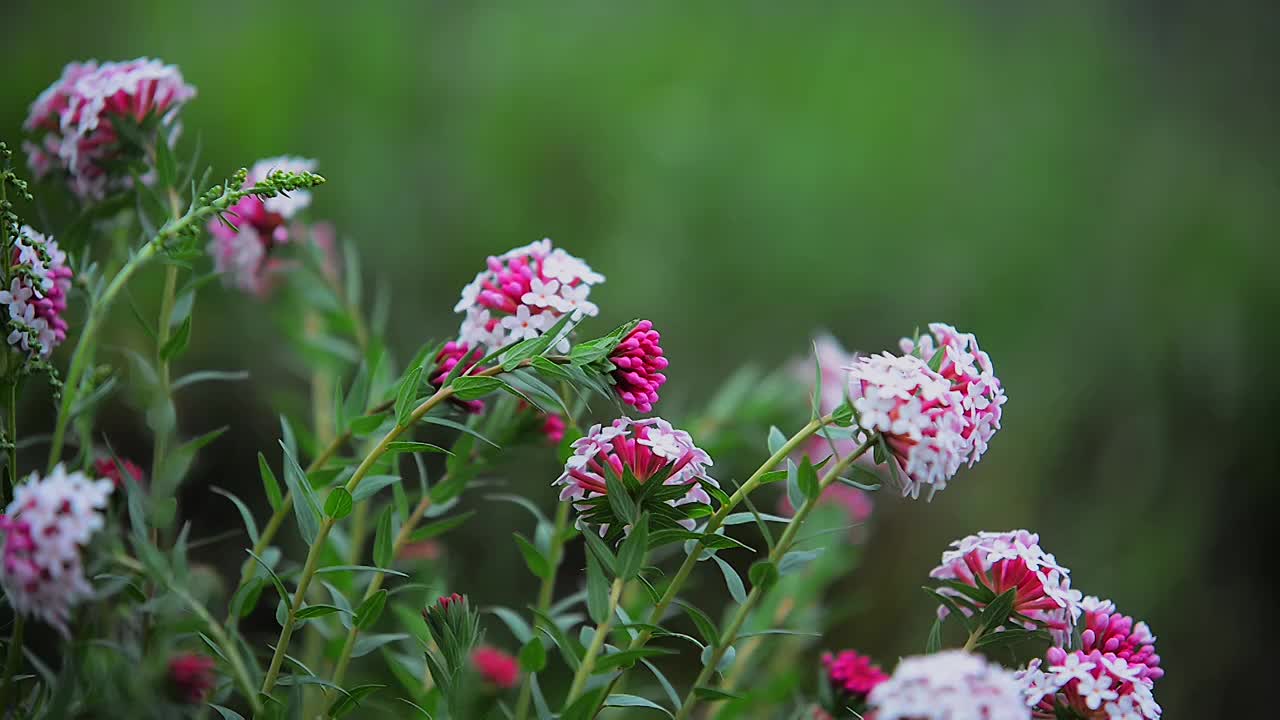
900,323,1008,465
453,238,603,353
2,226,73,359
822,649,887,704
1018,649,1161,719
1078,597,1162,683
929,529,1082,644
554,417,715,530
24,58,196,201
867,650,1029,720
846,352,968,499
0,465,113,634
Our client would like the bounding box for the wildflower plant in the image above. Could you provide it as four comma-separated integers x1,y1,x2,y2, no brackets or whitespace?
0,57,1167,720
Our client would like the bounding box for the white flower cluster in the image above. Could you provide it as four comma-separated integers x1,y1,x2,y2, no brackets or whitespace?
930,530,1083,644
1018,652,1161,720
454,238,604,353
1,225,73,359
0,465,113,633
847,352,969,498
868,650,1029,720
901,323,1007,465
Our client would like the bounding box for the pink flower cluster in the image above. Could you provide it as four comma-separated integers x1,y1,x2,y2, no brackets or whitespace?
929,530,1082,644
822,649,887,701
900,323,1007,465
1078,597,1162,683
207,156,318,296
454,238,603,353
2,226,74,359
555,417,715,529
471,646,520,689
168,653,217,704
847,352,969,499
0,465,113,633
1019,648,1161,719
432,341,488,413
93,456,145,489
608,320,668,413
24,58,196,200
867,651,1029,720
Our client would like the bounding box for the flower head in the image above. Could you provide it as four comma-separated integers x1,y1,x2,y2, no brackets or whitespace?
1078,597,1162,683
867,650,1029,720
3,225,73,359
1019,649,1161,719
822,649,887,705
207,156,317,296
608,320,668,413
929,530,1082,644
471,646,520,689
542,413,567,445
0,465,113,633
454,238,603,353
431,341,488,413
93,456,145,489
24,58,196,201
846,352,968,499
555,417,715,532
168,653,217,704
900,323,1007,465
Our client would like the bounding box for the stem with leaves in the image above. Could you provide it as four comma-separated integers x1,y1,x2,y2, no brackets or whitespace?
563,576,624,707
675,437,877,719
513,499,572,720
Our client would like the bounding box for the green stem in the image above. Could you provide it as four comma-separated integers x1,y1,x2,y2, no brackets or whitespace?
0,616,25,711
4,381,17,505
150,262,179,486
675,437,876,720
259,386,458,695
563,576,624,707
962,626,983,653
513,499,571,720
46,240,162,471
584,416,834,717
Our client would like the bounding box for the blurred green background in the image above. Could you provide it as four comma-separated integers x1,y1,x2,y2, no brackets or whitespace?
4,1,1277,716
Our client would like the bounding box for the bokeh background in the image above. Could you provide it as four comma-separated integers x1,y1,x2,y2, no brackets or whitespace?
4,1,1277,716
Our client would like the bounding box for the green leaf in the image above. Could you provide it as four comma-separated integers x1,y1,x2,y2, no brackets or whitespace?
777,548,824,574
324,487,354,519
581,526,618,576
767,426,787,454
296,604,349,620
796,456,819,500
210,486,259,546
519,636,547,673
373,506,394,569
617,514,649,579
328,683,385,718
279,441,322,544
585,551,610,625
675,600,719,645
602,693,673,717
712,555,747,604
209,705,245,720
693,687,740,701
348,413,387,436
925,617,943,653
384,441,451,455
160,315,192,361
154,136,178,188
408,511,475,542
420,415,500,448
977,587,1018,633
605,473,639,526
355,589,388,629
922,586,975,632
514,532,551,579
350,475,401,503
841,463,883,491
594,647,675,673
394,365,424,426
748,560,779,592
257,452,284,512
451,375,504,400
351,633,409,658
974,628,1051,650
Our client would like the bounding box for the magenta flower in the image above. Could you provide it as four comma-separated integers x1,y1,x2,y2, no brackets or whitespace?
900,323,1007,465
24,58,196,201
2,226,73,359
1078,597,1162,683
168,653,217,704
1019,649,1161,719
555,417,715,530
453,238,603,353
93,456,145,489
846,352,969,499
929,530,1082,644
207,156,318,296
541,413,567,445
0,465,113,634
821,649,887,703
868,651,1028,720
471,646,520,689
608,320,668,413
431,341,487,414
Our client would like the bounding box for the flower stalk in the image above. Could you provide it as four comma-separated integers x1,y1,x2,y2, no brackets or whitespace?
563,576,624,708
